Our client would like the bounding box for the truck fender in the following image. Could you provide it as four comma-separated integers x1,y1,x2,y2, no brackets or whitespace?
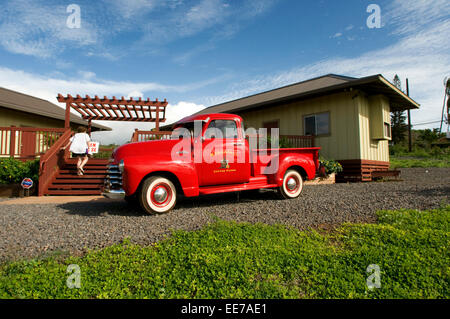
271,154,316,186
123,160,199,197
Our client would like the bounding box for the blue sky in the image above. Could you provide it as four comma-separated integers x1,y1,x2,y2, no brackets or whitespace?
0,0,449,143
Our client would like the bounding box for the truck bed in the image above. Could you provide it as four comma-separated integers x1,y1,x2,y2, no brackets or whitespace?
250,147,320,178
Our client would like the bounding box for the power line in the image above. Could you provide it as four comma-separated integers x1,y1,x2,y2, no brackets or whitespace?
411,120,443,126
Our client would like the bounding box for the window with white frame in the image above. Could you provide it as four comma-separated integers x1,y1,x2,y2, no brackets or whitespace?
304,112,330,136
384,122,391,138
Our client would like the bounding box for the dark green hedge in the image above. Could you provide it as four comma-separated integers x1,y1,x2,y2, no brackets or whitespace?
0,158,39,185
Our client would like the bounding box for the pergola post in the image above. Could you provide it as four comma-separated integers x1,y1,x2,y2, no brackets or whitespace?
65,102,71,130
87,119,92,136
155,106,160,131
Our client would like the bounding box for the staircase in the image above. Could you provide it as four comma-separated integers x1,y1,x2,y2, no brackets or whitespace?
44,158,109,195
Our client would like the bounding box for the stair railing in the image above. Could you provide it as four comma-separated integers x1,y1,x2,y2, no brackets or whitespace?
38,130,73,196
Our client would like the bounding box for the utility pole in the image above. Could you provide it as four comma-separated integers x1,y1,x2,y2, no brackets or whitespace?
406,78,412,152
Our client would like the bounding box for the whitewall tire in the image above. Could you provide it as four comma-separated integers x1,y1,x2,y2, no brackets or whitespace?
278,169,303,199
139,176,177,214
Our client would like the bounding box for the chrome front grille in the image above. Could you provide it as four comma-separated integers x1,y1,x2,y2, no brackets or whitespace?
104,164,123,191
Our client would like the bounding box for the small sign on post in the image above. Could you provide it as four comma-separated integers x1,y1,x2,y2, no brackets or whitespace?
21,178,33,197
88,141,99,154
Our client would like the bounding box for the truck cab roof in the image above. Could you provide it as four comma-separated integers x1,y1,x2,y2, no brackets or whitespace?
175,113,243,125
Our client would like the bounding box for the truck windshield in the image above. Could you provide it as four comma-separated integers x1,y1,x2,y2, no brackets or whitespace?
171,122,202,139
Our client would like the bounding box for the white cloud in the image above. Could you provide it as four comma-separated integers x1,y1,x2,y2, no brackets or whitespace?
78,71,96,80
0,65,212,144
91,101,206,144
141,0,277,45
110,0,158,19
127,91,144,99
0,0,99,58
205,16,450,129
345,25,354,31
385,0,450,35
165,101,206,125
142,0,231,43
173,42,215,64
0,64,226,105
0,0,278,60
330,32,342,38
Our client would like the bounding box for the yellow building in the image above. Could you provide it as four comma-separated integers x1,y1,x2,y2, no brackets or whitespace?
194,74,419,181
0,87,110,159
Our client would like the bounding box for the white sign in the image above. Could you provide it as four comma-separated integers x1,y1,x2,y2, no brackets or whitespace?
88,141,99,154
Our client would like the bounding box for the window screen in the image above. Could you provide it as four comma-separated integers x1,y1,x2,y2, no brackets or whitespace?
384,122,391,138
304,116,316,136
304,112,330,136
316,113,330,135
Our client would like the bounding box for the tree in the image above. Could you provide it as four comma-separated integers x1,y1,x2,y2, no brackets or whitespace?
417,129,444,146
393,75,402,91
391,75,408,145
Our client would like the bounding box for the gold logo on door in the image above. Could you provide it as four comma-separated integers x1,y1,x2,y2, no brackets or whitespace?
220,159,230,169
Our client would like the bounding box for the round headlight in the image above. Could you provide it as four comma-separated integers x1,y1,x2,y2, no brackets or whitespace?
118,159,125,173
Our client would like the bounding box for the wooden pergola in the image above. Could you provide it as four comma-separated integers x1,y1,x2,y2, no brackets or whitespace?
57,94,168,134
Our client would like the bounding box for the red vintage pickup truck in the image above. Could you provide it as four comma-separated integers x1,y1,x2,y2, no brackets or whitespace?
103,113,320,214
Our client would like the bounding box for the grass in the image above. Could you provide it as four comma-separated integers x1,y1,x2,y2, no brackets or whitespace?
390,156,450,169
390,147,450,168
0,206,449,299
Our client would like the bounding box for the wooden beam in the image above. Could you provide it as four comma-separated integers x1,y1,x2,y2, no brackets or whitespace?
65,102,71,129
87,119,92,135
155,106,160,131
9,126,16,158
57,94,168,123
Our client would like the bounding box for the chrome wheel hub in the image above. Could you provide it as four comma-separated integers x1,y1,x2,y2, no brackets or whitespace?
153,187,168,203
287,177,297,191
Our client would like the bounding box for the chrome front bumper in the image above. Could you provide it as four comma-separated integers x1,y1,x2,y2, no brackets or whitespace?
102,189,126,199
102,164,125,199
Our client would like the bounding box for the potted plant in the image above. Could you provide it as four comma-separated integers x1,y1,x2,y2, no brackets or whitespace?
316,158,343,184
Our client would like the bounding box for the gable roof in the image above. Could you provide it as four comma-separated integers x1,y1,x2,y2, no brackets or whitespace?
0,87,111,131
194,74,420,116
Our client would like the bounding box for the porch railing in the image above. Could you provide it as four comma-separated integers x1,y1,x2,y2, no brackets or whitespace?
246,134,315,148
280,135,315,148
0,127,66,160
38,130,73,196
131,130,173,142
131,130,315,148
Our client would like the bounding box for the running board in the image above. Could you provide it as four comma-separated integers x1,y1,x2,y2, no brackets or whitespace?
199,178,278,195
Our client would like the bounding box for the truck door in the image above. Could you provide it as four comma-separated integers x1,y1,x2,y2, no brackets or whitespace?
197,119,250,187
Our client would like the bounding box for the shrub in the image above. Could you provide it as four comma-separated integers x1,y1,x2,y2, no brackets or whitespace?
0,158,39,185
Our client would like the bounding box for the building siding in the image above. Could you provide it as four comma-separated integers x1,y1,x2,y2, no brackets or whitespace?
357,94,390,162
0,106,65,128
238,91,361,160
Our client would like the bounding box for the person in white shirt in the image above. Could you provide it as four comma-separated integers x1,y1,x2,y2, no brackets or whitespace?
62,127,91,176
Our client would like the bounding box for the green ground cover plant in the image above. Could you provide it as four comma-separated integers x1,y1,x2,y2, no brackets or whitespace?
0,206,448,299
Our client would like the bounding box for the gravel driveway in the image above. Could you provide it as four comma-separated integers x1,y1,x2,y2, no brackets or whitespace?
0,167,449,262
